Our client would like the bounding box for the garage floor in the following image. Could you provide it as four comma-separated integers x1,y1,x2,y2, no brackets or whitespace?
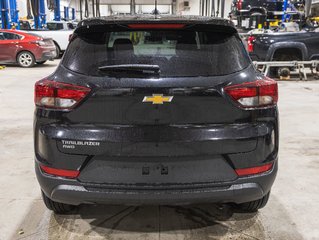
0,61,319,240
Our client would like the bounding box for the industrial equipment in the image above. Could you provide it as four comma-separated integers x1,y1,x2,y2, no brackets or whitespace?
0,0,19,29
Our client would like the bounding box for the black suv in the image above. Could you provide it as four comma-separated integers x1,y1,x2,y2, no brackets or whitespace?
34,15,278,214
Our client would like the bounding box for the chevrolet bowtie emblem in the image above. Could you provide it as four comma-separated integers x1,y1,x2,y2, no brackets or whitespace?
143,94,173,104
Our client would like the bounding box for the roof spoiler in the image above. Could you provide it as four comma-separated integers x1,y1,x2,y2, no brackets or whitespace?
74,21,237,35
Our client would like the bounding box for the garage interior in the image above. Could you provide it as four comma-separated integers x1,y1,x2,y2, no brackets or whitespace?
1,0,319,240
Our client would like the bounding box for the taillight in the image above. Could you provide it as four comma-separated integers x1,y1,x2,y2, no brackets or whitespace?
237,0,243,10
40,165,80,178
235,163,273,176
247,36,255,53
35,80,91,109
224,78,278,108
30,40,46,46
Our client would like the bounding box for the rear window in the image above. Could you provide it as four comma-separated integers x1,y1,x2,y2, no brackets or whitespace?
62,29,250,77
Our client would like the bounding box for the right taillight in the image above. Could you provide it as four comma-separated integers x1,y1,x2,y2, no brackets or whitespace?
247,36,255,53
235,163,273,177
35,80,91,110
224,78,278,108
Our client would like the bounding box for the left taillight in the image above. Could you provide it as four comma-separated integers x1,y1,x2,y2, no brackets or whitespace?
30,40,46,46
40,165,80,178
34,80,91,109
224,78,278,108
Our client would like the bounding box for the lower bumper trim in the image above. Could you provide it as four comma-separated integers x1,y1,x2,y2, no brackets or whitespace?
51,182,264,205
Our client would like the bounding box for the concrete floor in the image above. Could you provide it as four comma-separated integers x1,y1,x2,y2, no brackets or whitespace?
0,61,319,240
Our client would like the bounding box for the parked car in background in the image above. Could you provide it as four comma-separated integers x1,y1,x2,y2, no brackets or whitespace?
231,0,285,17
34,15,278,214
247,28,319,61
0,30,56,67
22,21,74,57
231,0,304,17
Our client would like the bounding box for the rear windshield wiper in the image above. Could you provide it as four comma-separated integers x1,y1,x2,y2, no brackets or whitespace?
98,64,161,75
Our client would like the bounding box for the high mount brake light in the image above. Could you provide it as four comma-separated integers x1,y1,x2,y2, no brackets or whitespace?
224,78,278,108
35,80,91,109
127,24,186,29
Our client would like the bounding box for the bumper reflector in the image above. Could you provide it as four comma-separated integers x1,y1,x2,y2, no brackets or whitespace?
40,165,80,178
235,163,273,176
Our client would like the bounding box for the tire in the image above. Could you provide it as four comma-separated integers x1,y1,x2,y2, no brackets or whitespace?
36,61,47,65
17,51,35,68
41,191,75,214
54,42,61,59
236,192,270,212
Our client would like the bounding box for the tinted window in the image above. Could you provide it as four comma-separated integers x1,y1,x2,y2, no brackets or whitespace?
63,29,250,77
1,32,22,40
47,23,64,30
0,33,5,40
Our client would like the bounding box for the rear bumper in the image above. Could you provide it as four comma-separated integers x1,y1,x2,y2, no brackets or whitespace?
36,159,277,206
33,45,57,62
36,50,57,62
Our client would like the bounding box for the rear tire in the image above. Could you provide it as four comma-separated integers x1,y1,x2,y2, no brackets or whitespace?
17,51,35,68
236,192,270,212
41,191,75,214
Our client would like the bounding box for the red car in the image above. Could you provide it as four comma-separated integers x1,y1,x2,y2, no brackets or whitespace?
0,29,56,68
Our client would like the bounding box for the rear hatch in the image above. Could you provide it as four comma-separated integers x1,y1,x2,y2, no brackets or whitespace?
41,22,257,184
62,22,251,125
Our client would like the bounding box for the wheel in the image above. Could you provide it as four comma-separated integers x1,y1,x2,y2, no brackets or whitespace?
236,192,270,212
36,61,47,65
278,67,290,80
41,191,75,214
54,42,61,59
250,11,263,16
17,51,35,68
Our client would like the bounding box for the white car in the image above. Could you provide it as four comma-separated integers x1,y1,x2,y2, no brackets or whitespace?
22,21,75,57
